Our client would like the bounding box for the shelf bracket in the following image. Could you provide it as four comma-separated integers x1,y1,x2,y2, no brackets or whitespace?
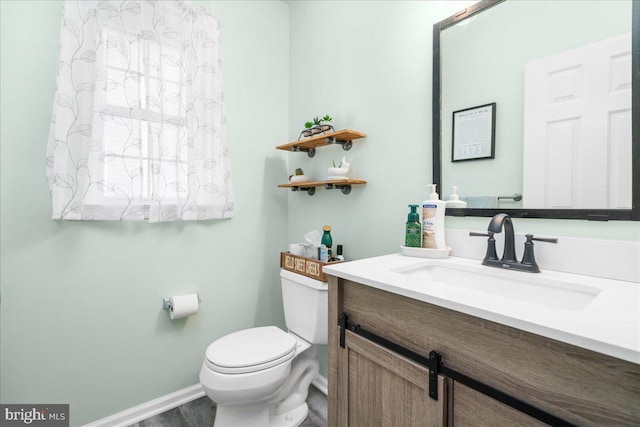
290,186,316,196
291,146,316,158
324,183,352,195
325,137,353,151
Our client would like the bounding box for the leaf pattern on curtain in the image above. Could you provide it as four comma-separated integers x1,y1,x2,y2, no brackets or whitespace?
46,0,234,221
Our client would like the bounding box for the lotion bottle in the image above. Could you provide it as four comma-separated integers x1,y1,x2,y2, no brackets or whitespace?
421,184,447,249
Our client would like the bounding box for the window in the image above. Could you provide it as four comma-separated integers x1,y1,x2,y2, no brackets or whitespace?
46,0,233,221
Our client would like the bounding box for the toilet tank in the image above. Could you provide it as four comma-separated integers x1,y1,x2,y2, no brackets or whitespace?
280,269,328,345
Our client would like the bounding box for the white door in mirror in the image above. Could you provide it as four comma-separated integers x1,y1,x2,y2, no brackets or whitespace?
523,33,631,209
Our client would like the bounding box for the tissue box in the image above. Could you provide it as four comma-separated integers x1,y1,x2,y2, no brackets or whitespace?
280,252,340,282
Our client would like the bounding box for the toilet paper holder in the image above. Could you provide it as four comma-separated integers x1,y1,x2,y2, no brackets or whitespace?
162,294,202,310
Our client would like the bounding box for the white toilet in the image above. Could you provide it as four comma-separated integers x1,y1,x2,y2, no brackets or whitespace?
199,269,328,427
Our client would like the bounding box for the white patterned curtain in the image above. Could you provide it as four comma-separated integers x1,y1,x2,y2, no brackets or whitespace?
46,0,234,221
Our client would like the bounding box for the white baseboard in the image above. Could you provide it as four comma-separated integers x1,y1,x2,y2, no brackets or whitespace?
82,384,205,427
84,374,328,426
312,374,328,395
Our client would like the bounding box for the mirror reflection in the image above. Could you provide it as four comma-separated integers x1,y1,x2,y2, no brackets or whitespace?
439,0,632,211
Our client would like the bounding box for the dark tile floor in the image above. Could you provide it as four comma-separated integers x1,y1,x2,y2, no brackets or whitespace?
129,385,327,427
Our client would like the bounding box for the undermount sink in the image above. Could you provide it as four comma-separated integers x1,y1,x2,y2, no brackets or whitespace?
393,261,602,311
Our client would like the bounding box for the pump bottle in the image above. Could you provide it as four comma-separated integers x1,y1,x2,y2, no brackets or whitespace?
405,205,421,248
421,184,446,249
446,186,467,208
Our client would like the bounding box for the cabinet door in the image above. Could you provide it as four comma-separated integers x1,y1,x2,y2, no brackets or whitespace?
337,330,447,427
452,382,545,427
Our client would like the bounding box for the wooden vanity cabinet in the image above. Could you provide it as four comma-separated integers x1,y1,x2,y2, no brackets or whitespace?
328,276,640,427
452,382,545,426
337,329,447,426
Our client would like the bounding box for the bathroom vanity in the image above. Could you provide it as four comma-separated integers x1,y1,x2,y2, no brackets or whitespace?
324,255,640,426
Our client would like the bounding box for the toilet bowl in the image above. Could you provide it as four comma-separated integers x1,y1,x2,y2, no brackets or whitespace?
199,269,327,427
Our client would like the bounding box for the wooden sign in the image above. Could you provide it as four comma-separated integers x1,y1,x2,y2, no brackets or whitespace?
280,252,340,282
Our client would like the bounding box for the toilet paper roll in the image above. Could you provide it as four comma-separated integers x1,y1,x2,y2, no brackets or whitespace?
290,243,305,256
169,294,200,320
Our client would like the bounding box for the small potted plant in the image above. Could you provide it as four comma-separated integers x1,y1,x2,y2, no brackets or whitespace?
300,115,334,138
328,157,350,180
289,167,309,184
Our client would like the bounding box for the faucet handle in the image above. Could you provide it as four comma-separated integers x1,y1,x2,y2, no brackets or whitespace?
528,234,558,244
469,231,493,238
469,231,498,261
521,234,558,273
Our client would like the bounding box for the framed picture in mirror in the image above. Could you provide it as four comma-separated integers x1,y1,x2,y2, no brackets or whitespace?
452,102,496,162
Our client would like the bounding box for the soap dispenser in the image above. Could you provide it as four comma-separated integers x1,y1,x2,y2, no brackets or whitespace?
405,204,421,248
447,186,467,208
421,184,446,249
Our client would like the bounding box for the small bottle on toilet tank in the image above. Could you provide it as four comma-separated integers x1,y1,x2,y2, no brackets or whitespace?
321,225,333,261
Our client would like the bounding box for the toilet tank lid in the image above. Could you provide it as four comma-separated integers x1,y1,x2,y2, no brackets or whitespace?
206,326,296,368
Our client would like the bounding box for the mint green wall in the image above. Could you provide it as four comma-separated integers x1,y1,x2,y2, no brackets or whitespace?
0,1,290,425
288,1,455,258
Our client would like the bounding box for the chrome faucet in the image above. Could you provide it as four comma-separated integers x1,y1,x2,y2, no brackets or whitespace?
470,213,558,273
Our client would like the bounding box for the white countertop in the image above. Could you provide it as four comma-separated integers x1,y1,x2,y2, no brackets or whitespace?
324,253,640,365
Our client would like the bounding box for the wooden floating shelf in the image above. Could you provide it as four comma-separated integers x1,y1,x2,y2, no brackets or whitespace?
278,179,367,196
276,129,366,157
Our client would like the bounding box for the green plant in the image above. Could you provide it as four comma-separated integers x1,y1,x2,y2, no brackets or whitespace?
304,115,332,129
289,167,304,181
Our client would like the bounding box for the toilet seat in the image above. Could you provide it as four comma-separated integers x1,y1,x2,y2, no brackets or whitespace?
205,326,297,374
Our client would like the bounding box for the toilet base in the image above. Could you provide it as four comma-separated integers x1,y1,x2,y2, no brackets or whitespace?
270,402,308,427
214,402,269,427
213,401,308,427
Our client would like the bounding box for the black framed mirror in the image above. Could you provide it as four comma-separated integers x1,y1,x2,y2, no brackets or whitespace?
433,0,639,221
